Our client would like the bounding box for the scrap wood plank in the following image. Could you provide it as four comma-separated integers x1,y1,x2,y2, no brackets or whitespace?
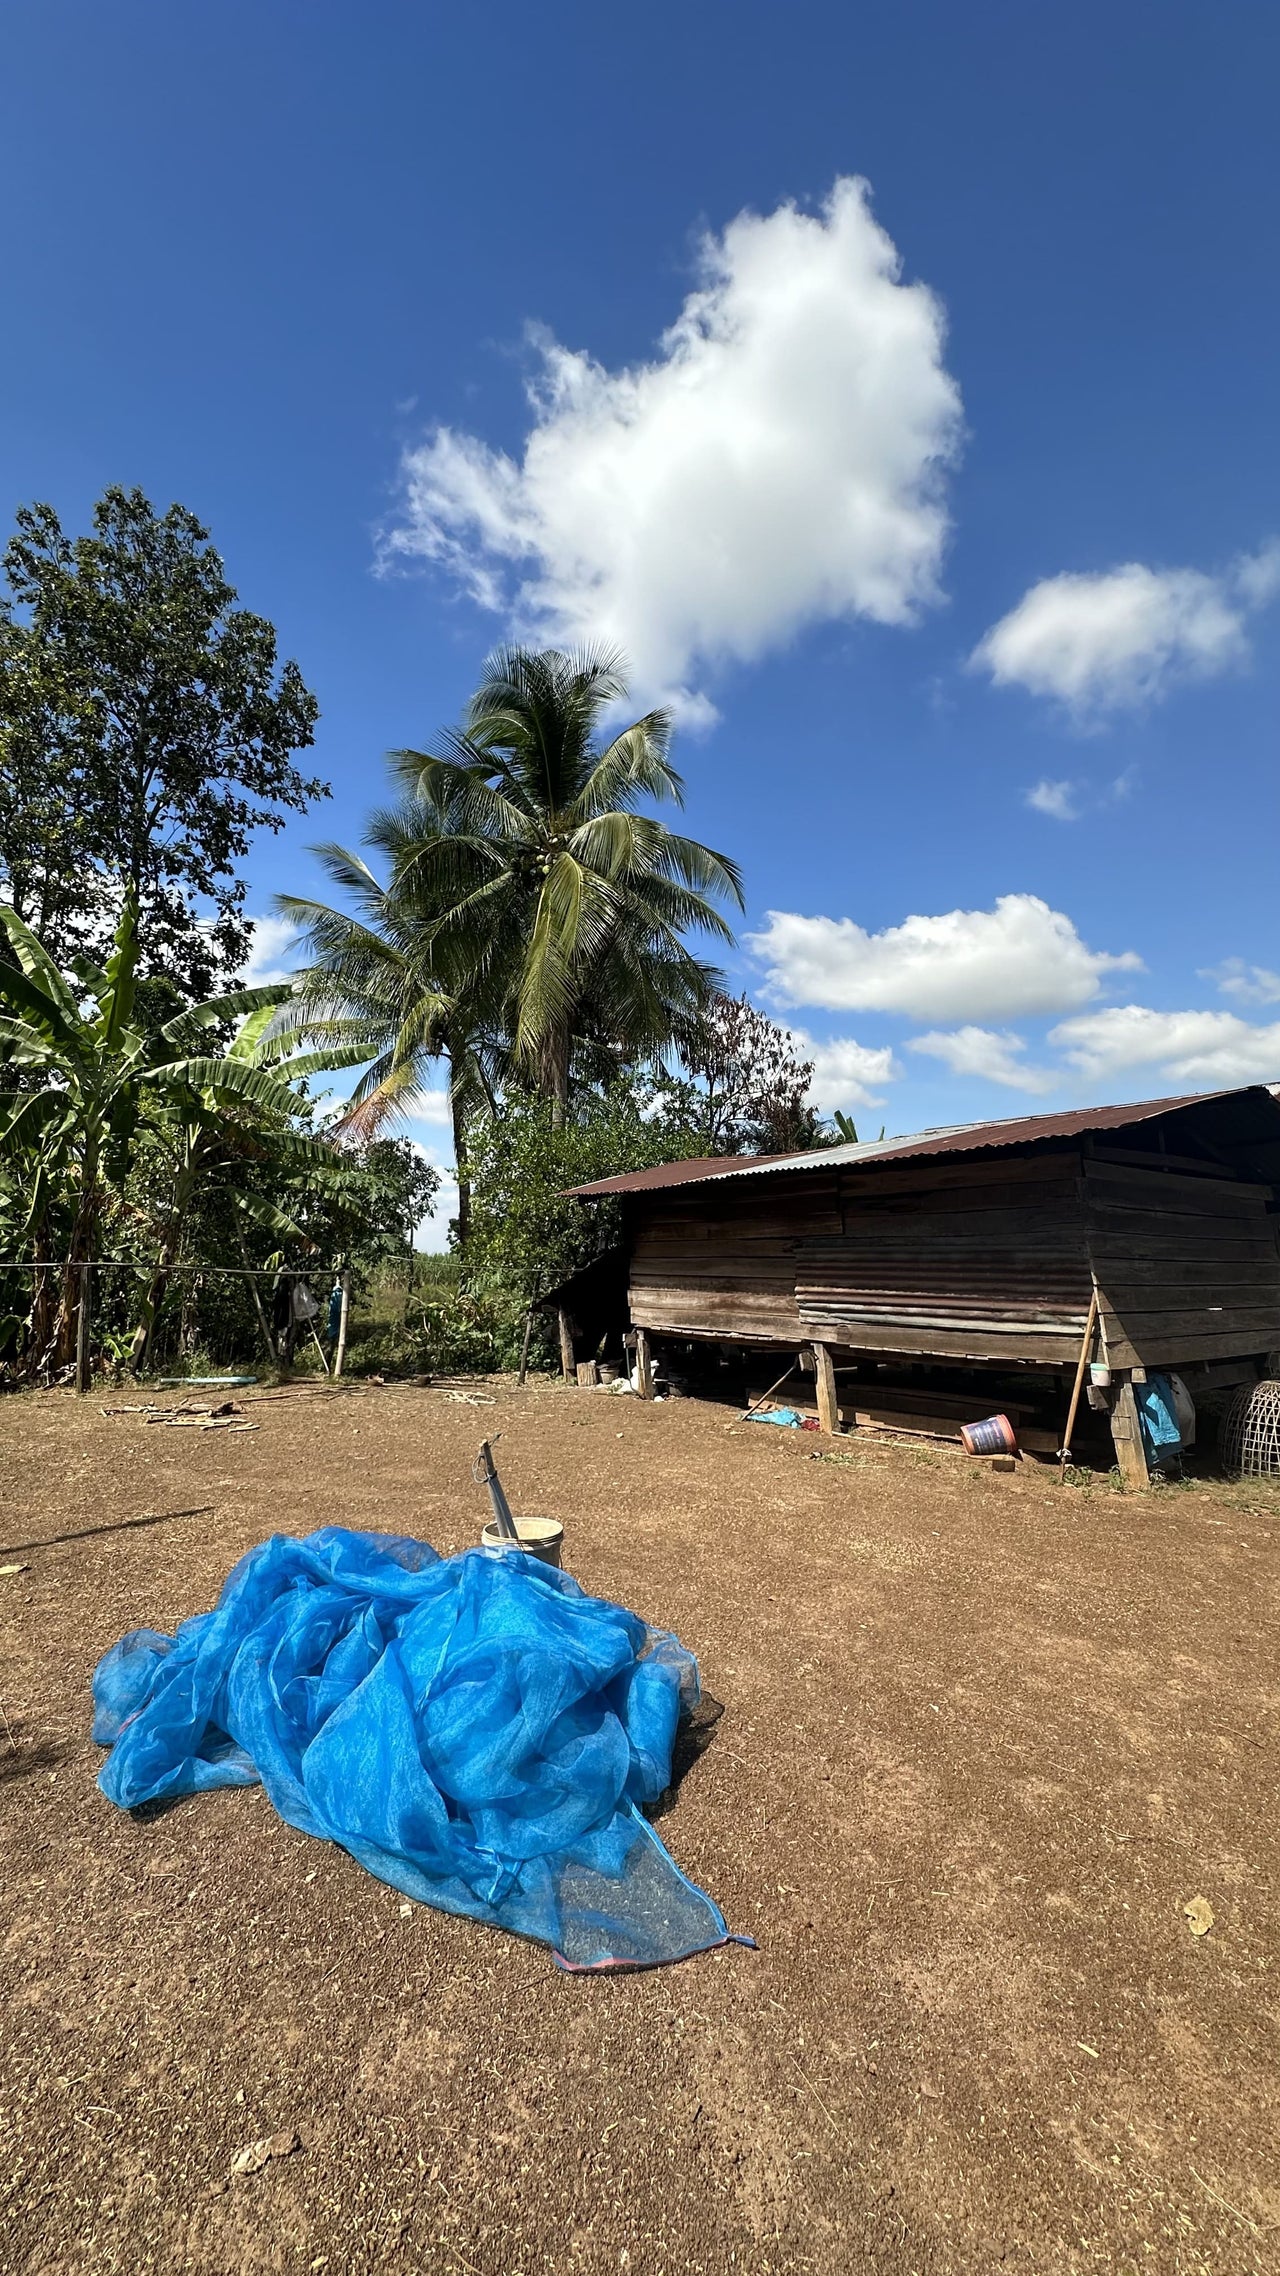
851,1403,1058,1454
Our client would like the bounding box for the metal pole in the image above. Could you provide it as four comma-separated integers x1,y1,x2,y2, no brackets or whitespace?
334,1269,351,1380
475,1438,520,1540
75,1262,92,1395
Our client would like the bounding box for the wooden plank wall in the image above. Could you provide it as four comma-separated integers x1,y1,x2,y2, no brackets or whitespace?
1084,1159,1280,1366
626,1138,1280,1371
795,1151,1094,1364
627,1171,839,1343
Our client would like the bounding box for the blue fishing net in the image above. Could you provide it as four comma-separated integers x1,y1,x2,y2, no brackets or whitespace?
92,1528,739,1972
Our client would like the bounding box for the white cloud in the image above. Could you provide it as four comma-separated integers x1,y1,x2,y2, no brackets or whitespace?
791,1030,900,1113
972,543,1280,714
1235,539,1280,609
910,1026,1058,1094
1025,778,1080,821
1201,957,1280,1008
749,893,1141,1022
240,914,300,989
1051,1005,1280,1089
404,1130,459,1254
407,1089,454,1128
386,177,962,709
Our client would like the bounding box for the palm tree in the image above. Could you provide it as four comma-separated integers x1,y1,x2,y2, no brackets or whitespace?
397,644,743,1118
279,645,743,1235
275,832,498,1247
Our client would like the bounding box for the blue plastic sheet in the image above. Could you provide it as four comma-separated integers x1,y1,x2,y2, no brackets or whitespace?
92,1529,738,1971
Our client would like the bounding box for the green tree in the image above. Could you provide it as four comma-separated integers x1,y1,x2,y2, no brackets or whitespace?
276,834,494,1248
279,644,743,1241
0,895,363,1371
667,992,826,1154
465,1080,704,1319
0,486,324,994
392,644,743,1122
289,1133,442,1286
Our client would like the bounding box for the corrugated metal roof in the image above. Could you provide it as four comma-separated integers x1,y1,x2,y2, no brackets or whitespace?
563,1087,1268,1198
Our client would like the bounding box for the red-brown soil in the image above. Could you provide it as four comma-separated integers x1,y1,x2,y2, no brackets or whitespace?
1,1379,1276,2274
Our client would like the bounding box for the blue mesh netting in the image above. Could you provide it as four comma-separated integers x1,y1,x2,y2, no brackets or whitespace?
92,1528,739,1971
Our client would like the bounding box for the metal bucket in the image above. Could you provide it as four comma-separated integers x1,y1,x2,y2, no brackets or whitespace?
481,1516,564,1568
960,1412,1018,1458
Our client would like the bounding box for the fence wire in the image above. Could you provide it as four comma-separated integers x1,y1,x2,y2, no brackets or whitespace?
0,1259,352,1389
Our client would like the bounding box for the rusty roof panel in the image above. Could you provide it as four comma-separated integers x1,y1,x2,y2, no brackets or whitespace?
563,1087,1276,1199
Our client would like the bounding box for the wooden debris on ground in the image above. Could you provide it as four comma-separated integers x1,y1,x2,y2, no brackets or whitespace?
100,1399,257,1432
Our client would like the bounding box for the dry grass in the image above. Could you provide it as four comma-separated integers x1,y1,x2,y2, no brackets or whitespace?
1,1378,1277,2273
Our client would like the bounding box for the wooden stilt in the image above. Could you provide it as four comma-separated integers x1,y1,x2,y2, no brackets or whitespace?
557,1306,575,1381
811,1341,841,1435
633,1326,655,1400
1109,1375,1150,1490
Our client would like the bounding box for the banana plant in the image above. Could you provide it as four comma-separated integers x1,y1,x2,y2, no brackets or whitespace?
0,892,371,1371
125,996,376,1368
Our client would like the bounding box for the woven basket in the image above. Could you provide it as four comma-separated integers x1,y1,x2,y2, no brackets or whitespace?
1219,1379,1280,1479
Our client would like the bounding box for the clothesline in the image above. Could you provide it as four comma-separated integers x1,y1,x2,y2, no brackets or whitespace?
0,1260,349,1279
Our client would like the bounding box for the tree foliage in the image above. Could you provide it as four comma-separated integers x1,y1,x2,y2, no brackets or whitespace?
0,486,324,994
0,895,367,1373
465,1082,704,1316
669,992,826,1155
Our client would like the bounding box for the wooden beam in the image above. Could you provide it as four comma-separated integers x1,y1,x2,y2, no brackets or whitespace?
75,1262,92,1395
333,1270,351,1380
633,1326,655,1400
557,1306,575,1382
811,1341,842,1435
1109,1377,1150,1491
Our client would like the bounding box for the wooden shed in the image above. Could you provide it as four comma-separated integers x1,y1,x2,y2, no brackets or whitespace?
565,1086,1280,1483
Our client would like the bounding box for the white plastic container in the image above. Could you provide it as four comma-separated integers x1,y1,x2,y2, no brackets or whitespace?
480,1516,564,1569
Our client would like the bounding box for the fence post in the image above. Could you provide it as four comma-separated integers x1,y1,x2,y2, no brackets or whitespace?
238,1235,277,1364
75,1262,92,1395
334,1269,351,1380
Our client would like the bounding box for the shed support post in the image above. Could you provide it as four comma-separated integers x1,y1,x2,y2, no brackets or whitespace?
633,1327,654,1400
334,1270,351,1380
557,1306,575,1382
1109,1375,1149,1490
811,1341,841,1435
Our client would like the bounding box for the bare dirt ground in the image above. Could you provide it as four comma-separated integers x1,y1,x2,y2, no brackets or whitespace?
1,1378,1277,2276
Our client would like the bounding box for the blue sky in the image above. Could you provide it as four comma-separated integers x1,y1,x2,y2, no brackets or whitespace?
5,2,1279,1237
